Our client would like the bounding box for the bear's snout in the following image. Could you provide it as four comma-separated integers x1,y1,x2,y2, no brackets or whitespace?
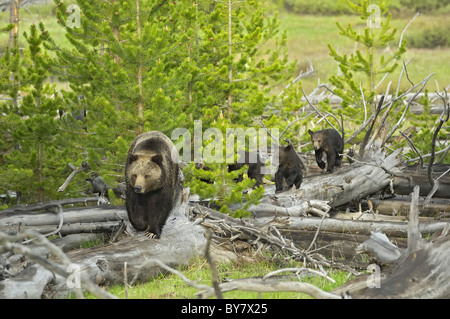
134,185,143,193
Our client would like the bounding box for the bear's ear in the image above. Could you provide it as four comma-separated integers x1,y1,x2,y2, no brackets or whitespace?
128,154,139,163
308,129,314,137
152,154,163,165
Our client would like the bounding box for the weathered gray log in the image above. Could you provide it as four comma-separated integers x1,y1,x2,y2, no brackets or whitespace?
0,206,127,236
393,165,450,198
248,216,450,237
248,201,331,218
300,92,448,113
279,229,401,268
0,231,117,299
359,197,450,218
356,231,403,264
0,197,106,215
51,233,104,252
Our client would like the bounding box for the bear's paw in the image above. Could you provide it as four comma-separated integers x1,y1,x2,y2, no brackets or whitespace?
144,225,159,239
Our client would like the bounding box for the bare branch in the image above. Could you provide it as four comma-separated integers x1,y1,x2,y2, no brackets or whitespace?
400,130,423,168
428,89,450,188
301,88,338,131
58,162,91,193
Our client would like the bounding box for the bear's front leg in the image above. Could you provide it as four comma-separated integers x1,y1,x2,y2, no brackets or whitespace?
275,170,284,192
315,150,326,170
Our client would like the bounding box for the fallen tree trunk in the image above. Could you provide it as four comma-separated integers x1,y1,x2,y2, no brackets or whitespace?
393,165,450,198
0,205,127,236
248,215,449,238
334,186,450,298
278,229,407,268
357,197,450,218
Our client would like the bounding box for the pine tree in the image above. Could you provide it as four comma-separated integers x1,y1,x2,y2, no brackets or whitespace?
328,0,406,113
1,23,84,204
180,0,294,216
50,0,193,130
179,0,294,127
42,0,198,189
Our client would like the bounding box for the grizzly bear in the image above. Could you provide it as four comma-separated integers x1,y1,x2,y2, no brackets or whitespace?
125,131,180,239
228,151,265,186
275,141,303,192
308,128,344,173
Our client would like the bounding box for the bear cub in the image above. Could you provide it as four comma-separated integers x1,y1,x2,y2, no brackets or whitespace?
228,150,265,186
308,128,344,173
275,141,303,193
125,131,180,239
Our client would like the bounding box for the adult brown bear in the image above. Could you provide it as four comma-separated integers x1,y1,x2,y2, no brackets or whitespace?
125,131,180,239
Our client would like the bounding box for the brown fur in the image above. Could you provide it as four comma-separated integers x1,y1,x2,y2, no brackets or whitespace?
308,128,344,173
275,143,303,192
125,131,180,238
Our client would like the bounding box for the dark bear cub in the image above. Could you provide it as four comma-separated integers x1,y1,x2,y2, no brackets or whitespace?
308,128,344,173
125,131,180,239
228,150,265,186
275,142,303,193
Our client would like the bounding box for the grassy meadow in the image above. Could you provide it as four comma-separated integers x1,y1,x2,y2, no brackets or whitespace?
276,12,450,93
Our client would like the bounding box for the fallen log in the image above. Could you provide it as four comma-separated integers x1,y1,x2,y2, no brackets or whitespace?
334,186,450,299
393,165,450,198
0,205,127,236
248,215,449,238
0,231,117,299
357,197,450,218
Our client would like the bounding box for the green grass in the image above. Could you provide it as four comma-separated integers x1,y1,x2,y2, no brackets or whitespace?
275,12,450,93
87,257,352,299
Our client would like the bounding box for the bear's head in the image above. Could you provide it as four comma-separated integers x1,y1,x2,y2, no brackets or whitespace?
279,143,293,163
278,140,299,166
308,129,325,150
127,153,164,194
